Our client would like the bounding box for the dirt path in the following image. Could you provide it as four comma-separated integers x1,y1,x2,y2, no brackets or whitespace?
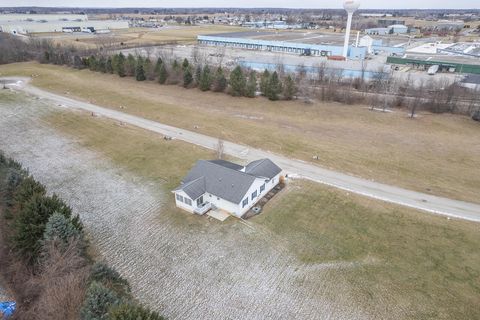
4,78,480,222
0,91,379,319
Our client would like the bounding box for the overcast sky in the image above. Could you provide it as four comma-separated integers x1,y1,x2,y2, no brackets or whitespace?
3,0,479,9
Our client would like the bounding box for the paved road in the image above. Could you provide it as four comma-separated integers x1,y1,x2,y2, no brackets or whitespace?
4,78,480,222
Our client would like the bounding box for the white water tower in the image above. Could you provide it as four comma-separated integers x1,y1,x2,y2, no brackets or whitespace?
342,0,361,58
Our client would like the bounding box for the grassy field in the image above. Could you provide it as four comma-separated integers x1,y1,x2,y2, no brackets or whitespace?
31,25,246,49
43,108,480,320
1,62,480,204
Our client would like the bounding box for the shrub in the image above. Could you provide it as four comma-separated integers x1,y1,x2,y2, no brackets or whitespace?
109,303,165,320
80,281,120,320
90,262,130,296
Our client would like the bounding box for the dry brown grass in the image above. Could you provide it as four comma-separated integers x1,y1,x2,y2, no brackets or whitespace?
41,107,480,320
33,25,246,49
1,62,479,204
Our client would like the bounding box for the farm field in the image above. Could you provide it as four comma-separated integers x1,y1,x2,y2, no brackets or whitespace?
1,62,479,204
1,90,479,319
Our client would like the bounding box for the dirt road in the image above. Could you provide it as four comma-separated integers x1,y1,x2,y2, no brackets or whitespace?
5,78,480,222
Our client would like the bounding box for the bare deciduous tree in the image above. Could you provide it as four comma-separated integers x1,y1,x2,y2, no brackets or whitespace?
216,138,225,160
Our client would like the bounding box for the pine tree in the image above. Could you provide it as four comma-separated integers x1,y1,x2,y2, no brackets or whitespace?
125,54,136,77
106,57,113,74
14,176,46,210
172,59,180,72
212,66,227,92
143,58,154,80
260,69,270,96
228,66,246,97
115,53,126,77
183,67,193,88
135,63,146,81
158,63,168,84
199,65,212,91
13,193,81,264
283,75,297,100
89,262,131,296
266,71,282,101
194,65,202,86
109,303,165,320
245,71,257,98
41,212,85,257
154,57,163,74
80,282,120,320
182,58,190,71
98,56,107,73
88,55,97,71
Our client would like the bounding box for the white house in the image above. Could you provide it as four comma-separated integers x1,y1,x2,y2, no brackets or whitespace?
173,159,282,218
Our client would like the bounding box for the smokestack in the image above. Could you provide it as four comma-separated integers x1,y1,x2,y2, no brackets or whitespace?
342,0,361,58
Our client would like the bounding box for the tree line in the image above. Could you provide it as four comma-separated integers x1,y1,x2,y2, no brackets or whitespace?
0,151,164,320
63,51,299,101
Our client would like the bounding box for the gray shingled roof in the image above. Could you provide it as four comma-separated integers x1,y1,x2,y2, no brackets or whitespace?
175,176,206,201
244,159,282,179
208,159,244,171
179,160,256,204
175,159,281,204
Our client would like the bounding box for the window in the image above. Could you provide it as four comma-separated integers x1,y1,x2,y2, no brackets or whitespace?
272,178,276,184
184,198,192,206
242,198,248,208
176,194,184,203
260,183,265,193
251,190,257,200
196,196,204,206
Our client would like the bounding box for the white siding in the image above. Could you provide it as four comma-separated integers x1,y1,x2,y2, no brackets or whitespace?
173,190,195,213
174,173,281,217
237,173,281,217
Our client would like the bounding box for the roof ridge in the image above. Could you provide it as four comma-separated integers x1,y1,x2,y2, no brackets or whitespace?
201,159,256,180
246,158,267,171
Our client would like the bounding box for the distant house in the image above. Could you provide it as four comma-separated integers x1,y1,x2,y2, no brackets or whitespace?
173,159,282,217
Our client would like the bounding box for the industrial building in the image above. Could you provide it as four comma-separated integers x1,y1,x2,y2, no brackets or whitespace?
0,13,128,34
197,35,368,59
387,56,480,74
365,24,408,35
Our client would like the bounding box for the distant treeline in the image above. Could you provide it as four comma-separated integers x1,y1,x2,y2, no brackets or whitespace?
0,152,164,320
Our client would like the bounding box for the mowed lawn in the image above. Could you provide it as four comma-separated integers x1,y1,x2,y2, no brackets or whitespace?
1,62,480,204
44,109,480,320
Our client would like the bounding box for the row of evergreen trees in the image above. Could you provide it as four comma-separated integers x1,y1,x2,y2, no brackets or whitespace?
0,152,164,320
70,52,298,101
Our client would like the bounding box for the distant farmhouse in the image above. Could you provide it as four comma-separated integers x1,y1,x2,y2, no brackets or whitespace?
173,159,282,218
